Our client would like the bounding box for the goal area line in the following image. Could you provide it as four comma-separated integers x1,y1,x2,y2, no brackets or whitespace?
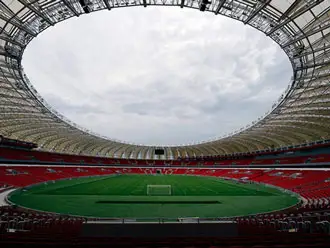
147,184,172,196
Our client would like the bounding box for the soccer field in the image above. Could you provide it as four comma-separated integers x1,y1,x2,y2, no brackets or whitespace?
8,174,299,219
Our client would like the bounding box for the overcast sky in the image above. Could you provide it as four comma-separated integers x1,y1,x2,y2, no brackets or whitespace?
23,7,292,146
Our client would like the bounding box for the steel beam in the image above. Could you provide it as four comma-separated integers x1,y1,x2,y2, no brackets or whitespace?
243,0,271,25
62,0,80,16
214,0,226,15
103,0,111,10
267,0,324,37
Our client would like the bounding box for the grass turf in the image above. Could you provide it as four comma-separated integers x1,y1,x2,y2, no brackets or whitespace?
8,174,299,219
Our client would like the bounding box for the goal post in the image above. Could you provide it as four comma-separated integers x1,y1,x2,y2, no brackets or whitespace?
147,185,172,196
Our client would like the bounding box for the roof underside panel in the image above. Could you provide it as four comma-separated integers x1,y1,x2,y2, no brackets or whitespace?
0,0,330,159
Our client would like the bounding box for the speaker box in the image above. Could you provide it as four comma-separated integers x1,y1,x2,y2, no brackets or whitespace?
155,149,165,155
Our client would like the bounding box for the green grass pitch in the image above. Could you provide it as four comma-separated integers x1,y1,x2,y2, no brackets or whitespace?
8,174,299,219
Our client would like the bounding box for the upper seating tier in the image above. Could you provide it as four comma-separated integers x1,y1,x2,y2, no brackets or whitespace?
2,146,330,166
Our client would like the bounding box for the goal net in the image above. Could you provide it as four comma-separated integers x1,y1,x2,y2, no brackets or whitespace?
147,185,172,196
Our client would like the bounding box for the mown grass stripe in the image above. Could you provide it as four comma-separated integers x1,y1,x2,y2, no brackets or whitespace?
9,174,299,218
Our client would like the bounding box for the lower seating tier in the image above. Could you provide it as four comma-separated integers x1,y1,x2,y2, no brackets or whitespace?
1,166,330,209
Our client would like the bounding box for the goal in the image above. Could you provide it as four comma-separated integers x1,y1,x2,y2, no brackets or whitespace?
147,185,172,196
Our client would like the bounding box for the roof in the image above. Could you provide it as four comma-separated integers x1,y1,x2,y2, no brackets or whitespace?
0,0,330,159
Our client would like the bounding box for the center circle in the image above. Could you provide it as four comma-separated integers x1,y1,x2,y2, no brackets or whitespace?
8,174,299,218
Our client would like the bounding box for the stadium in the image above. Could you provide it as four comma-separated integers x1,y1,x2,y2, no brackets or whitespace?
1,0,330,247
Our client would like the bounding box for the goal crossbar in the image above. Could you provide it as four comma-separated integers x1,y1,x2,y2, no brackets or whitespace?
147,185,172,196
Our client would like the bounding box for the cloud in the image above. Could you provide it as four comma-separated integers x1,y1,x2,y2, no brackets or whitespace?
22,7,292,145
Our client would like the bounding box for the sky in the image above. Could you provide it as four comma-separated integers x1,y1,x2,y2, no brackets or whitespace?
22,7,292,146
